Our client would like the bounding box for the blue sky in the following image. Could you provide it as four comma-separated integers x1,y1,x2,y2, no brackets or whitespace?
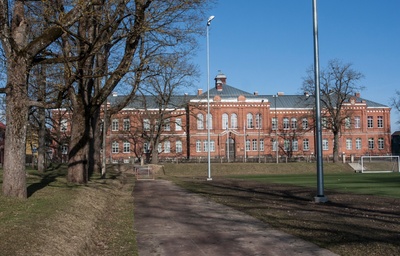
193,0,400,132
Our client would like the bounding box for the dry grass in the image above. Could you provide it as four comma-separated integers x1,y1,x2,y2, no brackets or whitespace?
0,165,137,256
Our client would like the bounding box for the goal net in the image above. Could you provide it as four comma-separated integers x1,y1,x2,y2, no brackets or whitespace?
360,156,400,173
134,165,155,180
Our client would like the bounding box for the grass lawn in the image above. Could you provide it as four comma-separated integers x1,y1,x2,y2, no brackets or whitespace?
164,162,400,255
0,165,137,256
232,172,400,198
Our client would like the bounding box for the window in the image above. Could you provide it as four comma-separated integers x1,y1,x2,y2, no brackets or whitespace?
322,139,328,151
196,140,201,152
61,144,68,155
252,139,257,151
356,138,362,150
283,117,289,130
203,140,215,152
272,139,278,151
368,138,374,150
143,119,150,131
256,113,262,129
231,114,238,129
260,139,264,151
197,114,204,130
123,141,130,153
378,138,384,150
246,139,251,151
367,116,373,128
210,140,215,152
284,139,290,151
247,113,254,129
112,119,119,131
222,113,228,129
354,116,361,128
60,119,68,132
163,118,170,131
345,117,351,129
346,138,352,150
303,139,309,151
143,142,149,153
322,117,327,129
377,116,383,128
292,139,298,151
164,141,170,153
302,118,308,130
291,118,297,130
112,141,119,153
272,117,278,130
206,114,213,129
176,141,182,153
123,118,130,131
175,118,182,131
158,143,162,153
203,140,208,152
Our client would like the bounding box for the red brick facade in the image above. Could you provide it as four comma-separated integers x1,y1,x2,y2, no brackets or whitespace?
52,73,392,163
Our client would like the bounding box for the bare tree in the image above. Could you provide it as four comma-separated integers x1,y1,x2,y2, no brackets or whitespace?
391,91,400,126
0,0,87,198
302,59,365,162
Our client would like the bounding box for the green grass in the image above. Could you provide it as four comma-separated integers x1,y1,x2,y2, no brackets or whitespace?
231,172,400,198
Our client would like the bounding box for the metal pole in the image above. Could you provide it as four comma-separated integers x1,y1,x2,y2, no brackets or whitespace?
258,100,264,163
227,128,229,163
243,120,246,162
274,95,278,164
206,16,214,181
312,0,328,202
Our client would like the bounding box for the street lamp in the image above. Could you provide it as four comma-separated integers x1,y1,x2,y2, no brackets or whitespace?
258,100,264,163
206,15,214,181
273,94,278,164
312,0,327,202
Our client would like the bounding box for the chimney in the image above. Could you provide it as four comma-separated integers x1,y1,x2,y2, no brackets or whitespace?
112,91,118,97
355,92,360,98
304,92,309,97
254,91,258,96
197,89,203,95
277,92,284,96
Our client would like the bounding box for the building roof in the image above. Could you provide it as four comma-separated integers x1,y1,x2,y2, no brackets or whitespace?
111,73,389,110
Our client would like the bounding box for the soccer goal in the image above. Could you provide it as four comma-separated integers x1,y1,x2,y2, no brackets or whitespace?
360,156,400,173
134,165,155,180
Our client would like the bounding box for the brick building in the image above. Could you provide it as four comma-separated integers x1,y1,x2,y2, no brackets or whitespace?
53,72,392,163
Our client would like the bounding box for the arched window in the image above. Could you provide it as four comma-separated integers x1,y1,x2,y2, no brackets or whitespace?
231,113,238,129
176,140,182,153
247,113,253,129
197,113,204,130
222,113,228,129
256,113,262,129
206,113,213,129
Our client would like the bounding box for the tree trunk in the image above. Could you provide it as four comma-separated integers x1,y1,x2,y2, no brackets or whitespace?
333,132,339,163
37,106,47,172
90,106,102,175
2,56,29,198
68,100,90,184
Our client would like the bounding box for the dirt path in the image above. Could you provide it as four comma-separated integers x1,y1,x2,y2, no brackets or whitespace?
133,179,338,256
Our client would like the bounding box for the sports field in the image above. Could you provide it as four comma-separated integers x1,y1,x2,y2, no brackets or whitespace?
164,162,400,256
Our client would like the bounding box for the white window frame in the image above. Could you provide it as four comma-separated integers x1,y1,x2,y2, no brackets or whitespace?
112,119,119,131
378,138,384,150
112,141,119,153
231,113,238,129
164,141,171,153
303,139,309,151
123,141,130,153
123,118,130,131
356,138,362,150
222,113,229,130
175,118,182,131
322,139,329,151
354,116,361,128
346,138,352,150
176,140,182,153
197,114,204,130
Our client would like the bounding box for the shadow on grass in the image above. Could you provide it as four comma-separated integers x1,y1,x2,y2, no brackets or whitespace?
27,167,68,198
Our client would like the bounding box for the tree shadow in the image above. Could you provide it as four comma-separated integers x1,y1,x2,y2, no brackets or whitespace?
27,168,67,198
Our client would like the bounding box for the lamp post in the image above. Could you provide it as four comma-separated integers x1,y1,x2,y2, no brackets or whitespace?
273,94,278,164
312,0,327,202
258,100,264,163
206,15,214,181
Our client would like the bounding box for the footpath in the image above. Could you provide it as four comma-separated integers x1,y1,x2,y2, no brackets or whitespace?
133,179,338,256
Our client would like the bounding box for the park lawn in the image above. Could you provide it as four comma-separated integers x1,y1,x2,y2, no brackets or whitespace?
0,166,137,256
231,172,400,198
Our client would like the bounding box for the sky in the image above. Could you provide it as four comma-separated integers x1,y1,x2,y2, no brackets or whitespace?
192,0,400,132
